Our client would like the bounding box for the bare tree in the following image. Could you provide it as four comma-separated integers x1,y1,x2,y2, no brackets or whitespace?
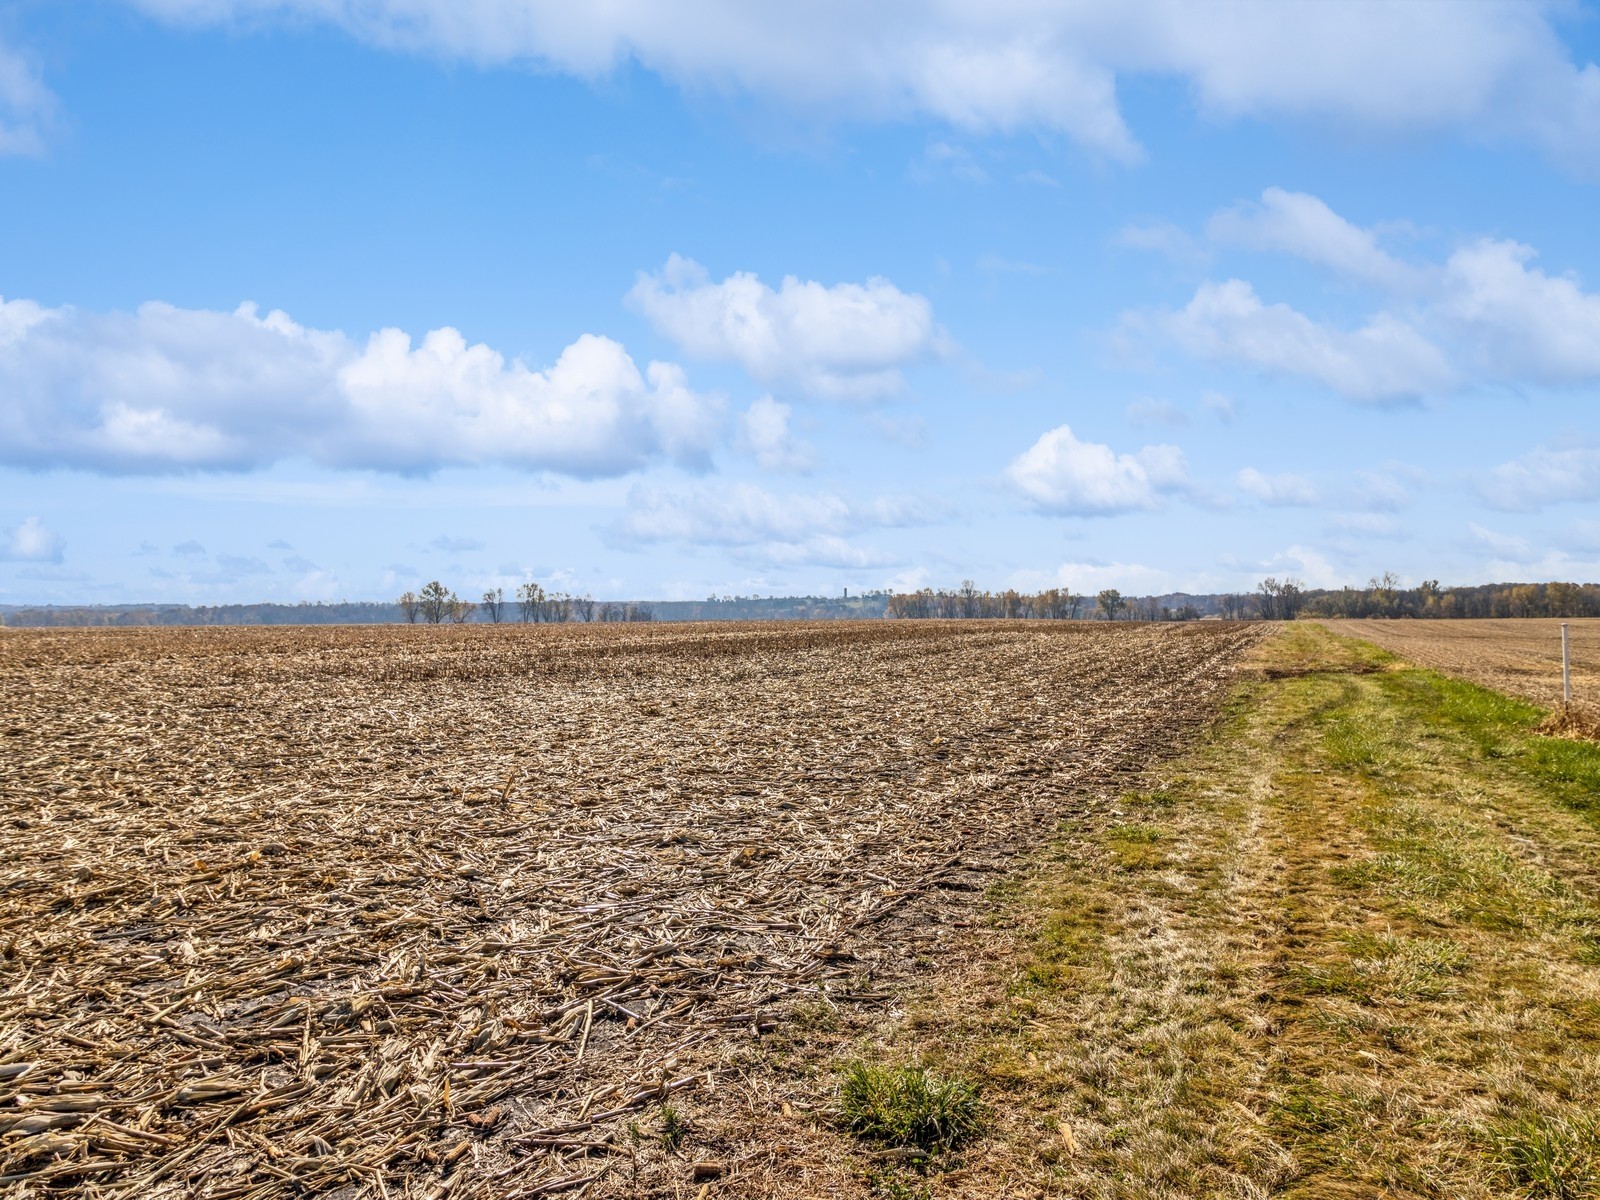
574,594,596,623
447,594,475,623
398,591,420,623
517,581,543,623
420,580,450,624
958,579,979,619
481,588,504,623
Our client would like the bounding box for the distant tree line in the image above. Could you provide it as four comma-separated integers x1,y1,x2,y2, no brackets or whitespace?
8,577,1597,629
884,583,1203,621
396,581,650,624
1296,575,1600,619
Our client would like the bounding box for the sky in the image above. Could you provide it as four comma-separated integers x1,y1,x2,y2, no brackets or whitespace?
2,1,1600,606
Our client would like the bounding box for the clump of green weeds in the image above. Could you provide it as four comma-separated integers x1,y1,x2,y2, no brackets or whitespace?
657,1103,685,1151
1487,1108,1600,1199
839,1061,983,1154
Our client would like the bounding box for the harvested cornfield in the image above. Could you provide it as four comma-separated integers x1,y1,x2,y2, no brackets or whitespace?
1,620,1261,1198
1323,617,1599,711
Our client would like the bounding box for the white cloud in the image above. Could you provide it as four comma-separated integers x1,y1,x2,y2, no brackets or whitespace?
736,396,814,472
2,516,63,563
1264,544,1342,589
1006,424,1187,517
628,255,944,401
1155,279,1455,402
1134,192,1600,398
1439,238,1600,383
1207,187,1424,291
0,38,54,156
608,481,923,567
1480,442,1600,511
0,293,718,475
123,1,1600,171
1236,466,1318,506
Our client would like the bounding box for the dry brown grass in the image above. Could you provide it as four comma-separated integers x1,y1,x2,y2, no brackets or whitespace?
0,619,1263,1198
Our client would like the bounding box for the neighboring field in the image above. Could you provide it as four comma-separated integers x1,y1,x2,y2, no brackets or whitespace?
1323,617,1600,711
0,620,1261,1198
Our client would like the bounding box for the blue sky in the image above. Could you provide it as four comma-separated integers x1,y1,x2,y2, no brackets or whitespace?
3,2,1600,605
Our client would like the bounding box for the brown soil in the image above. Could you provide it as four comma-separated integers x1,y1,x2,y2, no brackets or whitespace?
0,619,1263,1198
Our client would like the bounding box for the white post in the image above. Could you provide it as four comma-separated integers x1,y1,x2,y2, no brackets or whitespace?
1561,622,1572,706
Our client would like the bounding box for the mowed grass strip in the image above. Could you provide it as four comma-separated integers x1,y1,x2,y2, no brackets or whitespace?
863,623,1600,1199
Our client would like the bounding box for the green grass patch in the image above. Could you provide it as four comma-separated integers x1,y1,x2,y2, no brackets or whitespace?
1107,821,1168,870
838,1061,984,1154
1370,667,1600,821
1487,1108,1600,1200
1294,932,1467,1003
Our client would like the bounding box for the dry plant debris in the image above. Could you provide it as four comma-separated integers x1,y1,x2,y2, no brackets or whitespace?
0,620,1262,1197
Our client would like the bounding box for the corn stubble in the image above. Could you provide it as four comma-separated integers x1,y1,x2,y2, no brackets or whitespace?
0,619,1260,1197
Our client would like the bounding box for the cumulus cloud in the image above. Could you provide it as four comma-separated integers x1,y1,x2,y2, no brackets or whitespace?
608,481,927,567
1439,238,1600,383
0,38,54,156
2,516,63,563
1207,187,1424,291
628,255,944,401
1236,466,1318,506
735,396,814,472
1480,442,1600,511
1155,279,1455,403
1130,191,1600,400
0,293,718,475
1262,544,1342,589
1006,425,1188,517
124,1,1600,171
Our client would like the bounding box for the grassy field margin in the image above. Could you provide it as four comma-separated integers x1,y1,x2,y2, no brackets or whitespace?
849,623,1600,1198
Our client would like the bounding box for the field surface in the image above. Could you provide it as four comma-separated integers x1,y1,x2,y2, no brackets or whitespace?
0,620,1260,1198
1323,617,1599,711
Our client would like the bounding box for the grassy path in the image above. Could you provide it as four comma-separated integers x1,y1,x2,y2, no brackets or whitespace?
861,623,1600,1198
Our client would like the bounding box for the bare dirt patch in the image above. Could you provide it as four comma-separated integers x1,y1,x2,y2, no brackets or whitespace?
0,620,1261,1198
